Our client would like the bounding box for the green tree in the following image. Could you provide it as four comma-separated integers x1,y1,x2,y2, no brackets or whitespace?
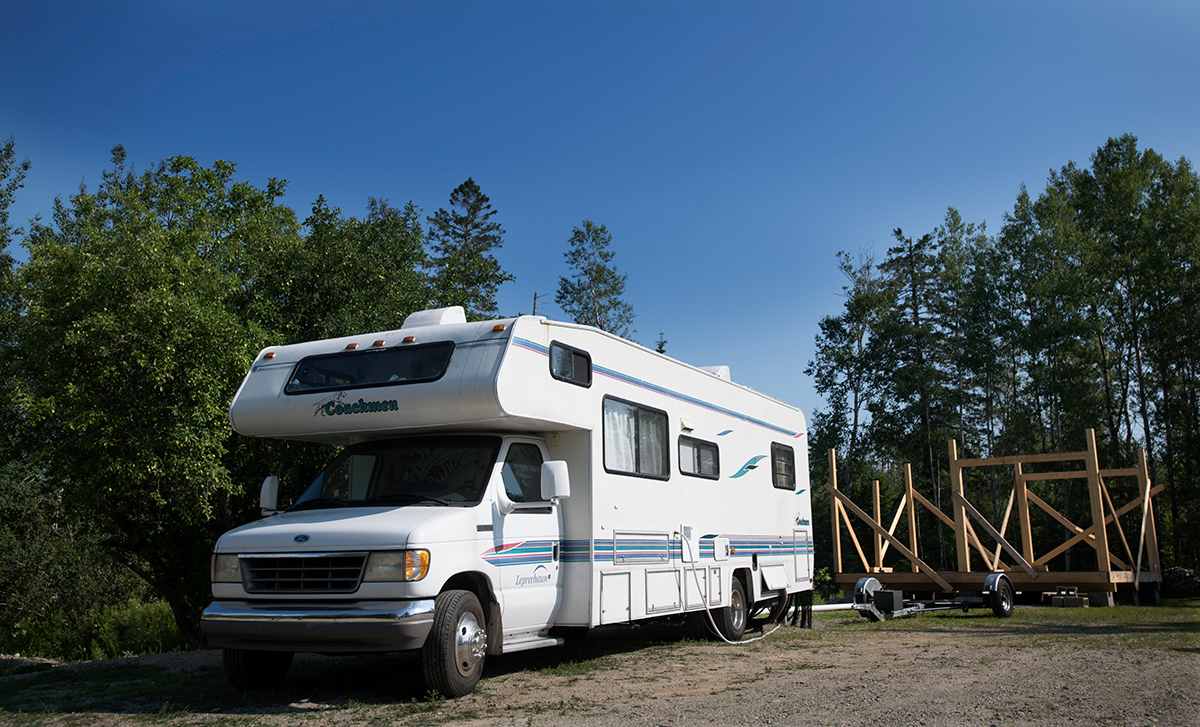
426,178,513,319
555,219,634,336
16,150,296,638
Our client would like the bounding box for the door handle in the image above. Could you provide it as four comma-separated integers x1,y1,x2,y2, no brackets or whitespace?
552,543,560,562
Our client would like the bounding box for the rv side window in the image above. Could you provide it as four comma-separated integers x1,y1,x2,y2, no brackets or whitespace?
771,442,796,491
502,443,544,503
285,341,455,395
603,396,669,480
549,341,591,387
678,435,719,480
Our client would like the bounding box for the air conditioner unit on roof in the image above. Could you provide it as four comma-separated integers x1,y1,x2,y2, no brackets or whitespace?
402,306,467,328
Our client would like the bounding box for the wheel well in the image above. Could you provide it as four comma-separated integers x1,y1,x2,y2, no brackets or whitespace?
732,567,753,603
442,571,503,656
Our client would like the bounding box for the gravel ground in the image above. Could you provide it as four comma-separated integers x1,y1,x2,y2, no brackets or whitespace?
2,604,1197,726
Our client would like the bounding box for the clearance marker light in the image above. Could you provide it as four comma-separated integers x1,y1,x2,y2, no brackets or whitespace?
492,324,506,332
372,339,386,348
402,335,416,344
345,342,359,351
263,351,276,360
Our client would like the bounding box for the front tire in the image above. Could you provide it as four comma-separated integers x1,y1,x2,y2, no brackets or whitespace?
422,590,487,698
715,577,749,641
222,648,293,690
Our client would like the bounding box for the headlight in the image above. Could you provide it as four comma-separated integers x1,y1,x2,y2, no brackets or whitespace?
363,550,430,582
211,554,241,583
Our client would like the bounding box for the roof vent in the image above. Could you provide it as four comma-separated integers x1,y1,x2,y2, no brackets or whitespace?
402,306,467,328
700,365,732,382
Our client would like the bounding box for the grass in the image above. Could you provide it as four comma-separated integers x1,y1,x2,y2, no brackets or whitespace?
1,600,1196,724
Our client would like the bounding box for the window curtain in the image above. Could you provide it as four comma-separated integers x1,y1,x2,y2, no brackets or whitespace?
604,400,637,472
637,409,667,476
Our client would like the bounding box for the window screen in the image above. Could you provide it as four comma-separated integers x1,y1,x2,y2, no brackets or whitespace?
549,341,591,387
771,442,796,490
285,341,454,395
678,436,720,479
603,397,669,479
501,443,544,503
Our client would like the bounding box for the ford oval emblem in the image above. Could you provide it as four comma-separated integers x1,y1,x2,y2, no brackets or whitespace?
294,534,310,543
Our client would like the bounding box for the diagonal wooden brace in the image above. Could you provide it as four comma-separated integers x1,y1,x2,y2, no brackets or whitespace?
835,489,952,592
952,492,1037,576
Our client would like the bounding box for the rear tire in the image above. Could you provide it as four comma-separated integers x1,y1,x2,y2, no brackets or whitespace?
422,590,487,698
990,577,1015,618
715,577,749,641
222,648,293,690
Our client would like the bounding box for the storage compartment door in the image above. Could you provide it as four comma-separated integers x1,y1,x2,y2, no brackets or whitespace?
600,572,631,625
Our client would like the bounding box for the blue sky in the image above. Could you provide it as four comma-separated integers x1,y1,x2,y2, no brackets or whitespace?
3,1,1198,415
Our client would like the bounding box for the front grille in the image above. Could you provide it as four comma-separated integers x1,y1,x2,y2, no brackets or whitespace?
240,553,368,594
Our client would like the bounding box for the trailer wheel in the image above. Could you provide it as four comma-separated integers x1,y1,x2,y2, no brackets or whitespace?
990,576,1015,618
222,648,293,690
422,590,487,698
715,577,749,641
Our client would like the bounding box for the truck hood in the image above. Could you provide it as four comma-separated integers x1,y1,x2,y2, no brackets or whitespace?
215,506,478,553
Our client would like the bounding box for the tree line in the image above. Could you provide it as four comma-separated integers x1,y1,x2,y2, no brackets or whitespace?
0,140,637,653
806,134,1200,576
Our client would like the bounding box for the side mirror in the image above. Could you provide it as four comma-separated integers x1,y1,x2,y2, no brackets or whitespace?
540,461,570,501
260,475,280,515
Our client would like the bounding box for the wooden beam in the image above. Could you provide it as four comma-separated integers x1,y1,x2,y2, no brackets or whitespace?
953,492,1037,576
905,463,919,574
833,489,953,592
964,518,1004,569
1026,489,1129,569
872,479,883,571
1014,462,1035,564
829,449,841,575
949,439,970,572
913,488,955,528
878,492,908,562
991,487,1016,571
1136,448,1162,576
1101,479,1135,570
956,451,1088,468
911,487,994,565
1030,486,1164,567
837,499,871,571
1021,470,1089,482
1100,467,1139,478
1084,428,1112,574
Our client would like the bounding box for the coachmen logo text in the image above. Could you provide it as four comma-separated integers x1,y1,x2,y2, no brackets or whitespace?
313,392,399,417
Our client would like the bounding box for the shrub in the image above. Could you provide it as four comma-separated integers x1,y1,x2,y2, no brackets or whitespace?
89,600,186,660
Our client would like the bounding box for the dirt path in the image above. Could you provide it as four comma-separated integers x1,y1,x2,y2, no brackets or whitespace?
2,606,1198,725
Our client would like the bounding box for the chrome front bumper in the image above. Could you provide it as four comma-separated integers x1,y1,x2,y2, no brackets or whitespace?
200,599,436,653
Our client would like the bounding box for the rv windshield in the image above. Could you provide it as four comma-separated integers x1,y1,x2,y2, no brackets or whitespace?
289,435,501,511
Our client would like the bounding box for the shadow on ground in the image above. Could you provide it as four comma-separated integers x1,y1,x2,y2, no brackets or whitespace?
0,621,700,719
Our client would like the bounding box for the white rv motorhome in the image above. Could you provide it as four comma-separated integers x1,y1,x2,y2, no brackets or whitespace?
202,307,813,697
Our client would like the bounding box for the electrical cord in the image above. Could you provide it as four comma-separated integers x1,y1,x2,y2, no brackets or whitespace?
681,534,789,645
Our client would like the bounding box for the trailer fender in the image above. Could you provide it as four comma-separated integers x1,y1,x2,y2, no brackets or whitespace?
981,572,1011,594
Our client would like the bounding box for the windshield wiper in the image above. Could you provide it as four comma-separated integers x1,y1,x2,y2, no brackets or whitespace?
287,497,353,513
364,493,455,507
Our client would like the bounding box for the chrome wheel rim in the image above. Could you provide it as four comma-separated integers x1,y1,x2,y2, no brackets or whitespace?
730,589,746,632
454,612,486,677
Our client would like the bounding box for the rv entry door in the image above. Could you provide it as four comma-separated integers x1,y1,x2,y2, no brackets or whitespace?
494,440,561,639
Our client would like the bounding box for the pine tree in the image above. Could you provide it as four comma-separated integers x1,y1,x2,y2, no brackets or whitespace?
426,178,513,319
555,219,634,336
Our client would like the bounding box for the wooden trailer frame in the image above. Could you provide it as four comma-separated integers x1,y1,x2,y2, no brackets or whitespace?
830,429,1163,603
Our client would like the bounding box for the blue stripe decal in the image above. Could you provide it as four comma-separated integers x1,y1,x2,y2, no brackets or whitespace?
730,455,766,479
512,336,804,439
